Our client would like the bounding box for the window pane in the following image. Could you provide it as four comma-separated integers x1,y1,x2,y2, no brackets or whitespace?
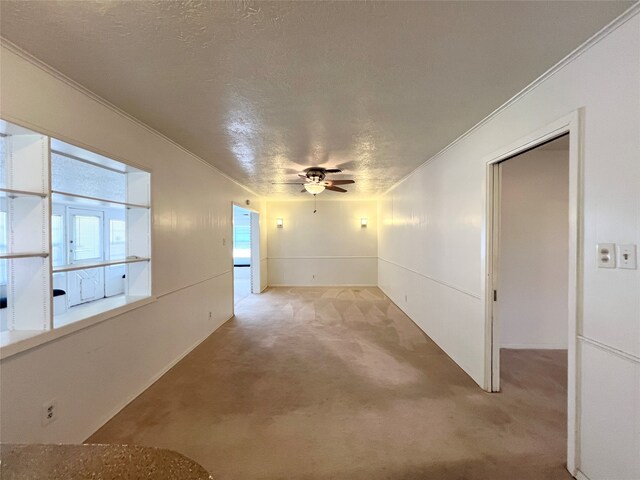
0,212,6,285
74,215,101,261
109,219,126,260
51,214,64,267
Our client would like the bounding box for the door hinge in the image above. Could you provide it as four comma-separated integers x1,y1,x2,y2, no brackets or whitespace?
493,290,497,302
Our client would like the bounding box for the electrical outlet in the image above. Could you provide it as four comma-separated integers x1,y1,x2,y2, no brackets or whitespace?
208,311,212,319
405,295,408,303
597,243,615,268
42,399,57,426
618,244,637,269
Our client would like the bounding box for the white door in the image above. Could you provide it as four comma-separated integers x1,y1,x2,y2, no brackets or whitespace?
67,208,105,307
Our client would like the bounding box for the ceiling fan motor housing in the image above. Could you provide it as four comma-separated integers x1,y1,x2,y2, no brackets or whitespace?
306,169,326,182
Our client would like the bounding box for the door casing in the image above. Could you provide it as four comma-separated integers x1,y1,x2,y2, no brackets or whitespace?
482,110,583,475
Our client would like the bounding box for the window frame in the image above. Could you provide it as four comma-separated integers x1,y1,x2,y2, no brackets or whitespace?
0,119,154,359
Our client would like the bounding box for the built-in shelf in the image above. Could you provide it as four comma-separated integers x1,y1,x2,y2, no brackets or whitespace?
53,257,150,273
0,252,49,260
52,191,150,209
0,188,48,199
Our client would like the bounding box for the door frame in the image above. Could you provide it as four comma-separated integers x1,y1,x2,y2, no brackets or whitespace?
230,201,261,314
482,110,583,475
67,206,106,306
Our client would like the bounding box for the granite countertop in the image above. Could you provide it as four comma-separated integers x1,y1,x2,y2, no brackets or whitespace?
0,444,212,479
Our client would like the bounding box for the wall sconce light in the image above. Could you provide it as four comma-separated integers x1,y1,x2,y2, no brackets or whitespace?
361,218,368,228
276,218,284,228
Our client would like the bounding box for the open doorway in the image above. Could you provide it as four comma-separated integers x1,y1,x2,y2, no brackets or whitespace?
233,204,252,305
232,203,262,305
489,132,573,473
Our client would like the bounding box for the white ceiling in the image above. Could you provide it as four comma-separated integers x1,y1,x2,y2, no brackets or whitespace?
0,1,632,198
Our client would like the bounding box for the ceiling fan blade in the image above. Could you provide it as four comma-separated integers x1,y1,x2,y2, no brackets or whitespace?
301,188,306,193
326,179,355,186
325,185,347,193
334,160,357,171
324,168,342,173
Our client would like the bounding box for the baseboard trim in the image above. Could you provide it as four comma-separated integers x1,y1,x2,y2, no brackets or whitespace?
268,256,377,260
501,344,568,350
268,284,377,288
575,470,591,480
378,284,484,390
82,314,233,442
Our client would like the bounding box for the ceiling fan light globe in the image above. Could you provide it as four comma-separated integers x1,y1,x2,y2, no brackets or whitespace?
304,183,325,195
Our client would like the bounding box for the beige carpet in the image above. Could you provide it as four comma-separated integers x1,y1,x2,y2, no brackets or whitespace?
88,287,570,480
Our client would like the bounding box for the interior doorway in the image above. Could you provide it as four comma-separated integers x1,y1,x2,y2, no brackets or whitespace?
232,204,261,306
233,204,252,305
487,128,576,474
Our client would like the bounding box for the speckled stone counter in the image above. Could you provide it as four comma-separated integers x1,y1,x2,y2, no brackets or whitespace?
0,444,212,479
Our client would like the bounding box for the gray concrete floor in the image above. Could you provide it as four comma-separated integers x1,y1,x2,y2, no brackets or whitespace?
88,287,570,480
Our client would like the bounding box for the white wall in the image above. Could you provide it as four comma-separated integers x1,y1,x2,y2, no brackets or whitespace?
0,44,267,443
498,148,569,349
267,199,377,286
378,9,639,480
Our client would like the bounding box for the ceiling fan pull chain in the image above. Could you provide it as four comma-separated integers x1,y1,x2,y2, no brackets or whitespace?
314,194,317,213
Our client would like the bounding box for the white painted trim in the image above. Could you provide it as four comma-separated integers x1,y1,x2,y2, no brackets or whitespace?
0,39,260,198
269,256,377,260
155,270,231,299
378,257,481,300
82,314,234,442
575,470,592,480
383,2,640,197
231,200,260,214
483,110,582,476
0,295,156,360
579,335,640,364
501,344,568,350
249,210,262,295
230,202,236,317
268,284,377,288
377,283,477,383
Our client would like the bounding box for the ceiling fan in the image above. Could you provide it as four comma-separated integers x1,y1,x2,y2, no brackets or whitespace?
272,167,355,195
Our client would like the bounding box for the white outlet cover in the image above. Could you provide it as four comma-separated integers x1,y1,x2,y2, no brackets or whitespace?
617,244,637,270
597,243,616,268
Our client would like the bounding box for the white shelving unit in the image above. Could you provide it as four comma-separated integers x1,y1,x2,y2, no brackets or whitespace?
0,120,52,333
0,120,152,351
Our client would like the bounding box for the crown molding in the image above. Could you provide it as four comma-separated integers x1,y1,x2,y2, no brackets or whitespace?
0,38,261,199
383,2,640,197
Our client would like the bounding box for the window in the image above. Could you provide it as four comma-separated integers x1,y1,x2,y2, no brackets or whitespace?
72,214,102,262
51,214,64,267
0,211,7,285
109,219,126,260
0,119,151,350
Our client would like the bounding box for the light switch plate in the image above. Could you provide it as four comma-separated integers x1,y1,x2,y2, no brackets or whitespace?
617,244,637,269
597,243,615,268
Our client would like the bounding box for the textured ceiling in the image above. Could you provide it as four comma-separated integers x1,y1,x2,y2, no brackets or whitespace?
0,1,632,198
